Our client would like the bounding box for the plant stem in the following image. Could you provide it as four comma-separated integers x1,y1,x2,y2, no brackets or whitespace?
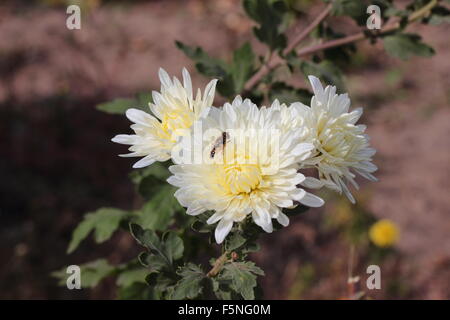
243,0,439,92
296,0,438,57
283,4,334,54
244,4,332,91
206,251,228,277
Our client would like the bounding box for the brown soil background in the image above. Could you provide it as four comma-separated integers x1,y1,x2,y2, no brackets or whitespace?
0,0,449,299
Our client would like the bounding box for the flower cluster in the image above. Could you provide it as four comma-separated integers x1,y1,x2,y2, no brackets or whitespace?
113,68,377,243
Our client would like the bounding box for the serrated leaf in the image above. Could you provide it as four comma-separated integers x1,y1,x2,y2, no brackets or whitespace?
67,208,129,253
96,98,135,115
138,252,166,271
137,185,181,230
80,259,116,288
145,271,177,299
332,0,394,24
96,92,152,115
242,242,260,253
269,82,312,105
220,261,264,300
129,162,170,185
191,219,215,233
175,41,236,97
243,0,287,50
130,223,163,253
130,224,184,267
298,60,346,92
231,42,255,93
116,268,148,287
383,33,435,60
332,0,368,25
52,259,116,288
175,41,227,78
162,231,184,263
312,25,357,66
172,263,205,300
225,232,247,251
427,6,450,25
117,282,153,300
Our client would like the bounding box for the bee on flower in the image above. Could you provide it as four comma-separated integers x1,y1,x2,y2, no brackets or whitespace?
111,67,378,243
167,96,324,243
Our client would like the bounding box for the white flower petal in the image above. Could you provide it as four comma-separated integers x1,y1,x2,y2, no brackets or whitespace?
298,192,324,207
277,212,290,227
215,219,233,244
301,177,324,189
132,156,156,168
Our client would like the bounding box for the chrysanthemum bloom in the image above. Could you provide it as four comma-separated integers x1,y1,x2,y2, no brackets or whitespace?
369,219,399,248
292,76,377,203
167,97,324,243
112,68,217,168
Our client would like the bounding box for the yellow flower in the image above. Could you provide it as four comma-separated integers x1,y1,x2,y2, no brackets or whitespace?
369,219,399,248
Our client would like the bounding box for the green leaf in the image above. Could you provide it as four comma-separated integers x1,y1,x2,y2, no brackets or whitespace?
172,263,205,300
137,185,181,230
129,162,170,185
311,25,356,66
225,232,247,251
220,261,264,300
96,98,135,115
332,0,367,24
243,0,287,50
383,33,435,60
96,92,152,115
67,208,129,253
298,60,346,92
80,259,116,288
269,82,312,105
231,43,255,93
116,268,148,287
242,242,260,253
146,272,177,299
138,252,167,271
332,0,394,25
130,223,163,254
175,41,227,78
427,6,450,25
175,41,236,97
191,219,215,233
163,231,184,262
52,259,116,288
117,282,153,300
130,224,184,267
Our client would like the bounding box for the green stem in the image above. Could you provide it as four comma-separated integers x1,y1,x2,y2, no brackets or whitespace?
243,0,440,93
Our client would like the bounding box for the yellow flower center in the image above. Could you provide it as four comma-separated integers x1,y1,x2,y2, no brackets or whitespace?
213,142,263,195
223,163,262,195
315,111,360,163
160,110,194,142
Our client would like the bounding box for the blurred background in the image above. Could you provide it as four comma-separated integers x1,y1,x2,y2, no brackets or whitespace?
1,0,449,299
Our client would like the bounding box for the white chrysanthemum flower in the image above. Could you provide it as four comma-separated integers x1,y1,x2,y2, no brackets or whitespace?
292,76,377,203
111,68,217,168
167,96,324,244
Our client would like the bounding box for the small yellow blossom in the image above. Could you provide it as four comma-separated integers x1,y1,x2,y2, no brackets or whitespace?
369,219,399,248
